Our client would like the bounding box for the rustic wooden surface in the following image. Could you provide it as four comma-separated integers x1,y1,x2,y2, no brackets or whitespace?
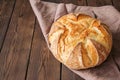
0,0,120,80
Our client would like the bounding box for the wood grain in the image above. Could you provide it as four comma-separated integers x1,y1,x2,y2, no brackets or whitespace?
112,0,120,11
63,0,87,5
0,0,16,52
0,0,35,80
87,0,112,6
42,0,63,3
26,21,60,80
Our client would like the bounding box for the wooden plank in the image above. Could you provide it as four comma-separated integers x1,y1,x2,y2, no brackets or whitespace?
26,1,61,80
42,0,63,3
112,0,120,11
0,0,16,51
63,0,87,5
87,0,112,6
26,21,60,80
0,0,35,80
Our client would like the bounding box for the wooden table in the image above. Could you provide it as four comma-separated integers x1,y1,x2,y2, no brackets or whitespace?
0,0,120,80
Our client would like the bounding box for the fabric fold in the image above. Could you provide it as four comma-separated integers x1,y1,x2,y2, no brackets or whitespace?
54,3,68,21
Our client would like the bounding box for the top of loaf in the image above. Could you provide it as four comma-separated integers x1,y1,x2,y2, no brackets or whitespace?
48,13,112,69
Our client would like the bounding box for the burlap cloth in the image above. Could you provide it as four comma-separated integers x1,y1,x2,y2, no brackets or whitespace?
29,0,120,80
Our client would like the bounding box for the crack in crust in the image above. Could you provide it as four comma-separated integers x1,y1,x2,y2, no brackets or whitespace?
48,13,112,69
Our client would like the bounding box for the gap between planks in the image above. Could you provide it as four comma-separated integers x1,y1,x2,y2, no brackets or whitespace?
24,18,36,80
0,0,16,53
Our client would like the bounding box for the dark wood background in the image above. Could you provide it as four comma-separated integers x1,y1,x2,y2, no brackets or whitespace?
0,0,120,80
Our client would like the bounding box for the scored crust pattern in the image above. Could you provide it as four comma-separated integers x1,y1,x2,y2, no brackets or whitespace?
48,13,112,69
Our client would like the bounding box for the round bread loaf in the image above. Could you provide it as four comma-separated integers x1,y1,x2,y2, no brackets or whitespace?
48,13,112,69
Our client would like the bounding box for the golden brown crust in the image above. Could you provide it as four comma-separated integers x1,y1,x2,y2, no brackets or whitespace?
48,13,112,69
